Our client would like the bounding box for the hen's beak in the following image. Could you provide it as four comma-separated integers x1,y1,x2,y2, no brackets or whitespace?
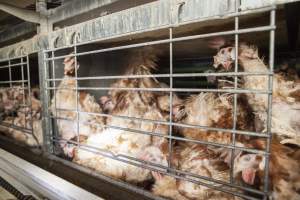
242,168,256,185
100,96,110,105
213,56,219,68
223,61,233,71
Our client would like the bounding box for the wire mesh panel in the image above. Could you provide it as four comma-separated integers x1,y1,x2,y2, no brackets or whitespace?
0,55,42,147
43,3,284,200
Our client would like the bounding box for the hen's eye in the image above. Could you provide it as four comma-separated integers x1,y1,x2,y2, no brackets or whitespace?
243,155,251,161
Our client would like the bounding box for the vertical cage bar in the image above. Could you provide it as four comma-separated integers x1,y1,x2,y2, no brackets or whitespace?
74,36,80,147
43,51,54,153
26,55,34,137
230,0,240,184
167,27,174,168
52,51,59,142
263,8,276,198
8,59,15,127
21,57,26,129
8,59,12,88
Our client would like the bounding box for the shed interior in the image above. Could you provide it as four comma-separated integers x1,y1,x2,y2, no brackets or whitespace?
0,1,299,200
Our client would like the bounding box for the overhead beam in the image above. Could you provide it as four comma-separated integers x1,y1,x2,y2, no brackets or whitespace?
0,0,35,21
0,2,45,24
0,22,36,47
48,0,123,24
48,0,156,25
47,0,235,49
0,1,50,34
0,0,294,60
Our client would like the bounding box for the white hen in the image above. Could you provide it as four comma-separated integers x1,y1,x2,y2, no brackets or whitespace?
50,55,105,157
74,47,169,183
0,92,43,147
177,92,254,146
141,144,240,200
213,44,300,146
233,138,300,200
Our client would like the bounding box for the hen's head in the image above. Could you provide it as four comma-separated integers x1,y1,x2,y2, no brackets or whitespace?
157,94,184,121
139,146,168,167
63,54,79,76
234,153,265,185
99,95,115,113
138,146,168,180
213,44,259,71
213,47,236,70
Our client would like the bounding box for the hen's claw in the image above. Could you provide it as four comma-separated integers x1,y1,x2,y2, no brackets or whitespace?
152,171,163,181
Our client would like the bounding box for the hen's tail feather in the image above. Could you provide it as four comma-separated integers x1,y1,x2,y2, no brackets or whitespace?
126,46,162,75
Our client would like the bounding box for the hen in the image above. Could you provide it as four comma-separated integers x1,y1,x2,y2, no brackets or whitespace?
233,138,300,200
100,84,183,120
0,90,43,147
50,54,105,157
0,86,25,117
141,144,240,200
176,92,254,146
74,47,170,183
213,44,300,146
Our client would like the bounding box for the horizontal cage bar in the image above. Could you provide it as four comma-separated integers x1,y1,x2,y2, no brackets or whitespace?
46,72,273,82
52,137,266,199
44,25,275,60
46,86,272,94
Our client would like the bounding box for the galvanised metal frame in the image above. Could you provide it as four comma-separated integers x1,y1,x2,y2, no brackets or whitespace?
43,3,276,200
0,55,34,136
0,0,293,61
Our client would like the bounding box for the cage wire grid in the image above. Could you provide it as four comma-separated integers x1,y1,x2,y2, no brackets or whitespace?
43,4,276,200
0,55,35,135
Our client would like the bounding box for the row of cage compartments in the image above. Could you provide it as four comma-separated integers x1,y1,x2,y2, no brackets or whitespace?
0,7,281,200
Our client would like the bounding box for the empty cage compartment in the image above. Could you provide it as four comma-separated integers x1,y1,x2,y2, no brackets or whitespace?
0,52,42,148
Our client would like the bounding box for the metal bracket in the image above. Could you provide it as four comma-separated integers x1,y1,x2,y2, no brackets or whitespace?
18,46,27,56
170,0,187,26
7,50,15,59
70,32,81,45
52,35,62,49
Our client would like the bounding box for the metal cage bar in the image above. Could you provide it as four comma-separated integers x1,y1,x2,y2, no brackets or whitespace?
74,35,80,149
50,107,270,138
48,115,269,155
46,71,273,82
45,86,271,94
51,50,59,150
43,51,54,153
21,57,26,130
167,27,174,168
229,0,240,185
263,8,276,198
44,26,275,62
